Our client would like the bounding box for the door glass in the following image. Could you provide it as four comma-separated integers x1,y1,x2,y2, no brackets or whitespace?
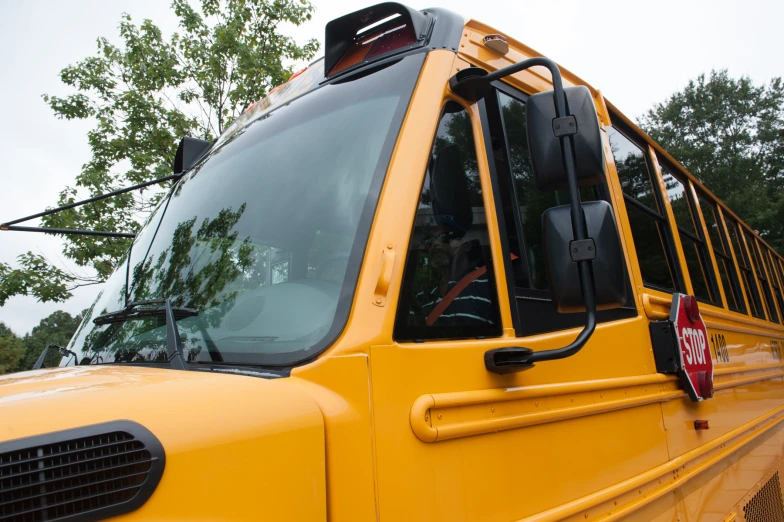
394,102,501,341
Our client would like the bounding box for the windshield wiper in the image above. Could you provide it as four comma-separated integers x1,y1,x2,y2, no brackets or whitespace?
93,299,197,370
32,344,79,369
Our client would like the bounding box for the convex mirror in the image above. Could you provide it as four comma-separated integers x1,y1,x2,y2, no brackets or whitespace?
526,85,626,313
173,137,213,174
526,85,604,191
543,201,627,312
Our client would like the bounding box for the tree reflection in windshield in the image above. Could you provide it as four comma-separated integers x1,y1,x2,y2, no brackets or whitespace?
65,53,426,368
80,202,255,363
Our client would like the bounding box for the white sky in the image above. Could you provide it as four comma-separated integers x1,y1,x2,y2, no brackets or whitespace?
0,0,782,335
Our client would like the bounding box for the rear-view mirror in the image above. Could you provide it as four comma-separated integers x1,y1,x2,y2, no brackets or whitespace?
173,136,213,174
543,201,627,313
526,85,604,191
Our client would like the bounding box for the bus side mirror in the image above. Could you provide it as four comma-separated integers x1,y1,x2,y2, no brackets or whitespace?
526,85,626,312
526,85,604,191
173,137,213,174
542,201,627,312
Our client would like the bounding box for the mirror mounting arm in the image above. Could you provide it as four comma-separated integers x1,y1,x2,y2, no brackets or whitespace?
0,174,182,239
450,58,599,373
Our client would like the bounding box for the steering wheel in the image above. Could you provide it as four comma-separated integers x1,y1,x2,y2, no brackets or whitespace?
314,253,351,282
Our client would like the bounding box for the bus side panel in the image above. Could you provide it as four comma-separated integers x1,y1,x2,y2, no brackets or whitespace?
671,423,784,521
291,354,379,522
369,320,673,522
658,322,784,518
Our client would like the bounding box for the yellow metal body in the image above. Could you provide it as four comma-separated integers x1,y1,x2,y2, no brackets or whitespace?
2,15,784,522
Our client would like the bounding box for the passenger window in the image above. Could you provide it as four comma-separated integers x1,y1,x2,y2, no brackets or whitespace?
394,102,502,341
748,234,779,323
770,252,784,319
484,89,635,336
726,219,764,318
698,195,745,313
606,125,678,292
660,164,719,305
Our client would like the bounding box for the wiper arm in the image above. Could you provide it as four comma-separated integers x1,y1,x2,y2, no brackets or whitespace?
93,298,197,370
32,344,79,370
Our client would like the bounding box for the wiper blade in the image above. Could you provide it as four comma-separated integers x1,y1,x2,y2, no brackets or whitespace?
94,299,197,324
93,298,197,370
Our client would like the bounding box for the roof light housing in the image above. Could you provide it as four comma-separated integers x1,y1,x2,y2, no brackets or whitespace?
324,2,433,77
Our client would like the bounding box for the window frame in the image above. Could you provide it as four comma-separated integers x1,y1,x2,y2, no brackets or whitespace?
764,247,784,323
656,157,721,306
748,234,780,323
479,83,637,338
725,217,765,319
392,100,504,342
606,115,684,295
696,192,746,314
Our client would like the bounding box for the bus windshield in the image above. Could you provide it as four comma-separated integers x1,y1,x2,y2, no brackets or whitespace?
64,54,424,369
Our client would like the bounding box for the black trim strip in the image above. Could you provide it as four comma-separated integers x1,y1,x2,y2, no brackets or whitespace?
478,93,521,334
623,194,667,222
677,226,701,244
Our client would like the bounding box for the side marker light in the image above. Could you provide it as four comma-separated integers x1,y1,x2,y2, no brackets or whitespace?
694,420,710,430
684,294,700,322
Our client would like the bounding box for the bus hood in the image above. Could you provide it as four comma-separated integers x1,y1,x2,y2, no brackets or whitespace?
0,365,326,521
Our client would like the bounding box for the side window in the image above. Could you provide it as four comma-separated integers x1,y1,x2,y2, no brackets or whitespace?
770,252,784,319
394,102,501,341
726,218,764,318
659,163,719,305
606,124,679,292
699,195,746,313
483,89,635,336
762,247,784,323
748,234,779,323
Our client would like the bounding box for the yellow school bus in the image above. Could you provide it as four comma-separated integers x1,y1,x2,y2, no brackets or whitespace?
2,3,784,521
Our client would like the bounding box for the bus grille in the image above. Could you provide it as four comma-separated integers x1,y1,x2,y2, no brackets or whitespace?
743,471,784,522
0,422,164,522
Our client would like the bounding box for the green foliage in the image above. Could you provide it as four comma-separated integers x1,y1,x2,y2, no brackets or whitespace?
13,311,85,371
82,201,256,362
0,323,24,374
0,0,318,306
0,254,73,306
639,70,784,252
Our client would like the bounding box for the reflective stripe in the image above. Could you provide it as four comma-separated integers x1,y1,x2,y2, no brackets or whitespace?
439,313,493,323
452,295,491,304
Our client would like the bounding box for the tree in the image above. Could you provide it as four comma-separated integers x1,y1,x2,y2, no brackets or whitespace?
639,70,784,251
0,323,24,374
13,311,85,372
0,0,318,306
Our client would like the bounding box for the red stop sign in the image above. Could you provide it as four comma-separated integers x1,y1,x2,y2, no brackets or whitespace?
671,294,714,401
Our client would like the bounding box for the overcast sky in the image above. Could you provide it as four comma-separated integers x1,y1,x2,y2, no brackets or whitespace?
0,0,781,336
